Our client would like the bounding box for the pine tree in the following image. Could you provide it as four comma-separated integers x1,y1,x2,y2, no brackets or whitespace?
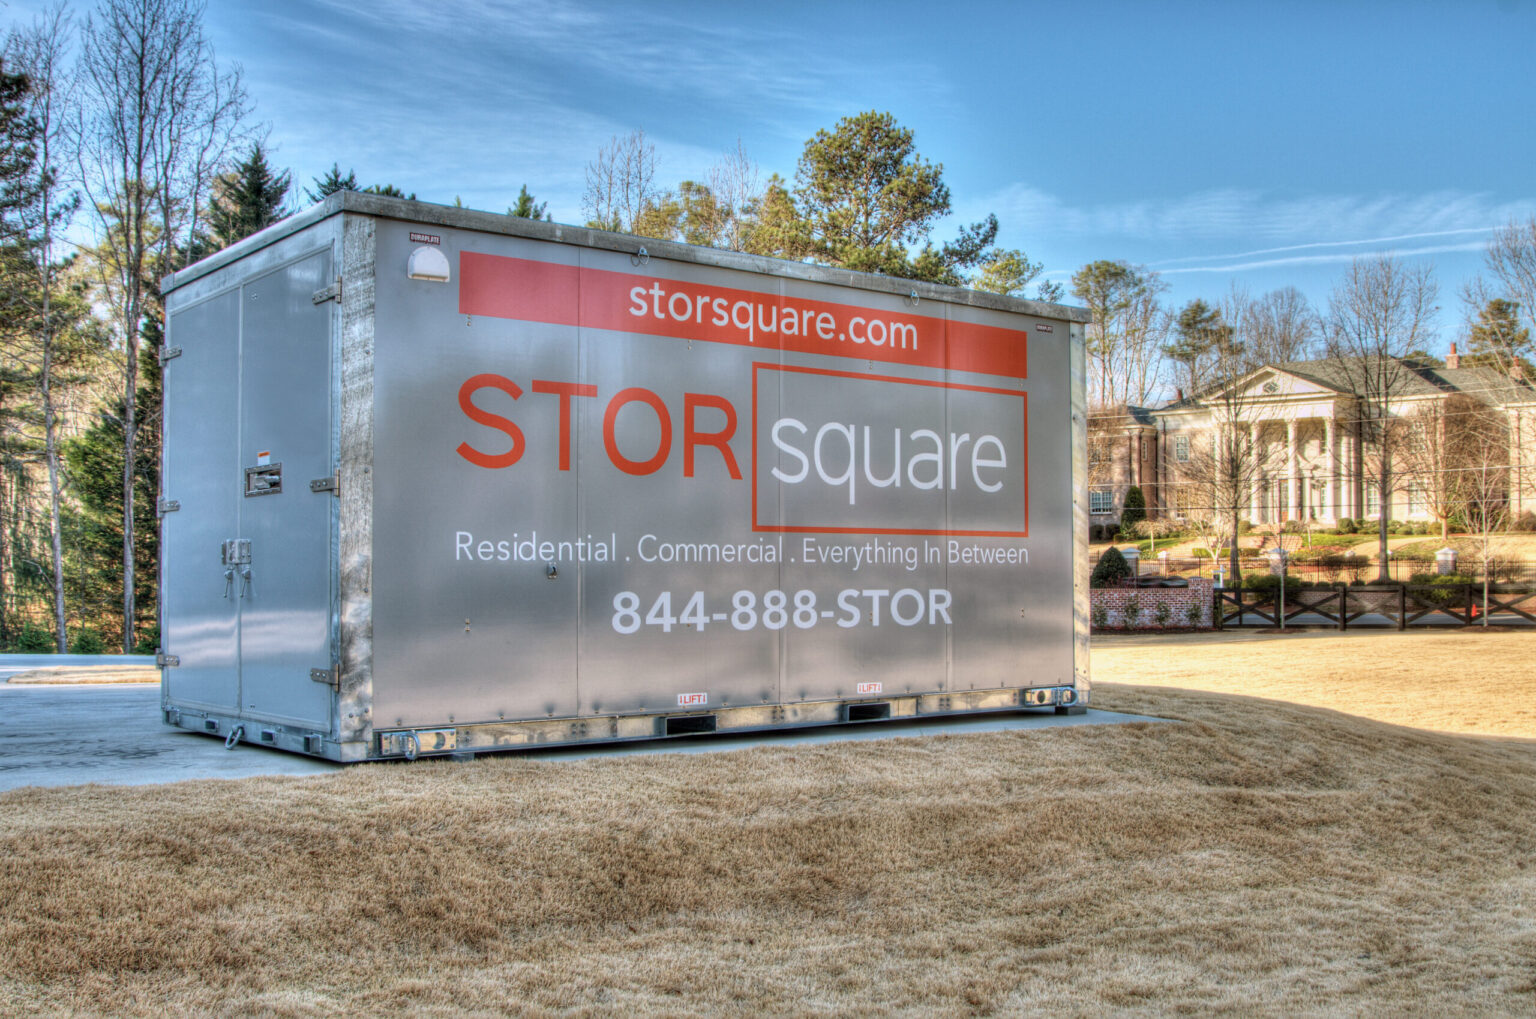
207,143,291,249
1161,299,1229,395
62,329,159,651
507,184,548,220
364,183,415,200
1465,298,1532,372
304,162,357,203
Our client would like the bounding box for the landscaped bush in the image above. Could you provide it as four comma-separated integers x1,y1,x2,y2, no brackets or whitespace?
1243,573,1302,595
1191,547,1232,559
1512,510,1536,533
1122,594,1142,627
1337,517,1356,533
1091,547,1131,588
1407,572,1475,608
12,623,55,653
71,628,105,654
1119,486,1146,533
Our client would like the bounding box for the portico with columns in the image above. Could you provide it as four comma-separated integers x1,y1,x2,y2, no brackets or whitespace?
1088,354,1536,532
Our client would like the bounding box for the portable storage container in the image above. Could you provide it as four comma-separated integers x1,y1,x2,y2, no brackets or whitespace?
158,192,1092,761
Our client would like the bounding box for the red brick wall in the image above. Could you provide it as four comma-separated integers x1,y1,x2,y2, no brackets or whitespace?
1091,578,1213,630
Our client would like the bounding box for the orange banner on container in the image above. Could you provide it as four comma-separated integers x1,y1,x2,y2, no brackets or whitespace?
458,252,1027,380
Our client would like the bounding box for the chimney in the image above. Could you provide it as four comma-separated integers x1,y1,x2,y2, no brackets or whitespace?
1445,342,1460,369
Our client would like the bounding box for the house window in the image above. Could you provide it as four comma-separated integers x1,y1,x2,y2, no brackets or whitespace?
1174,434,1190,462
1090,489,1113,514
1407,485,1425,516
1365,481,1381,518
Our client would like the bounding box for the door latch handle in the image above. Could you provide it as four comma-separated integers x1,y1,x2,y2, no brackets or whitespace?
239,566,252,598
223,568,235,599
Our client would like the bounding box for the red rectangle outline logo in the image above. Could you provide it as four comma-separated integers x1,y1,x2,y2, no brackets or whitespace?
750,362,1029,538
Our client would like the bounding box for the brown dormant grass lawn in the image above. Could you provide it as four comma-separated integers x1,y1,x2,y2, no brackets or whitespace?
3,630,1535,1015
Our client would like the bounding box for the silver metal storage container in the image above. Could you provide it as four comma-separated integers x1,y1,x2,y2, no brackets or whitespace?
158,192,1092,761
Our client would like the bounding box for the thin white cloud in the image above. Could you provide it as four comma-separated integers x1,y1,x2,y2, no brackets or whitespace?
1150,227,1497,266
978,184,1536,247
1157,241,1490,275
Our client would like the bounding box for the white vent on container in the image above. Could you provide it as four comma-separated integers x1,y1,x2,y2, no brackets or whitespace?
407,246,451,282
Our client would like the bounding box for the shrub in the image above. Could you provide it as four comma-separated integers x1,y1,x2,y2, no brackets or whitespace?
133,625,160,657
1120,486,1146,532
14,623,55,653
1511,510,1536,533
1091,602,1108,628
71,628,105,654
1407,571,1474,608
1238,519,1254,535
1122,594,1141,627
1091,547,1132,588
1337,517,1356,533
1154,602,1172,627
1243,573,1302,595
1185,603,1203,626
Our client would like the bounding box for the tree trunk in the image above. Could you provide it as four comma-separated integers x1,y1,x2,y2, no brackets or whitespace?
1375,473,1391,583
42,304,68,654
1228,509,1242,586
122,294,139,654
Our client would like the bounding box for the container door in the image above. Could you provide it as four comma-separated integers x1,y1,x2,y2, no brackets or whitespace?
234,252,335,729
162,290,242,712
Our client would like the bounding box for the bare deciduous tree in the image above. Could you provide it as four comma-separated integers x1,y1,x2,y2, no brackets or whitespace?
1243,286,1322,366
582,129,658,234
1398,393,1503,542
1326,255,1438,582
76,0,249,651
1176,302,1284,586
7,3,80,651
706,137,762,253
1071,259,1168,408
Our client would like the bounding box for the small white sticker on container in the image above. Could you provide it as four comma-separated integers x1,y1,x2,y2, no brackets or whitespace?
677,692,708,707
856,682,883,695
256,450,271,466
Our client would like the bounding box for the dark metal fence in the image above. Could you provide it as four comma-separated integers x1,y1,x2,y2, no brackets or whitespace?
1212,583,1536,629
1092,553,1536,586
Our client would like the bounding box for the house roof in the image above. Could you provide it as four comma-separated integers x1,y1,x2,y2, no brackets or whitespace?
1157,356,1536,411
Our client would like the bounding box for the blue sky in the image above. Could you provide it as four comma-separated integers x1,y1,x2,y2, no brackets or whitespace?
16,0,1536,352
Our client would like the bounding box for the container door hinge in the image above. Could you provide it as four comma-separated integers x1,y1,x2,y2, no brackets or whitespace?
157,652,180,667
157,498,181,515
309,472,340,496
159,345,182,365
310,665,339,688
312,276,341,304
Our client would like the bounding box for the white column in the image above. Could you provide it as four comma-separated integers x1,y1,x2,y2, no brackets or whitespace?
1324,417,1336,521
1286,419,1298,522
1249,421,1262,522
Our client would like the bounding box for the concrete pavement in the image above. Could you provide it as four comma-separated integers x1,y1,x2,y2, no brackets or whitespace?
0,681,1165,791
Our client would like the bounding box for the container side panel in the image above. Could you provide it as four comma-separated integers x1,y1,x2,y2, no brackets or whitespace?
370,226,579,726
363,220,1077,733
946,307,1075,690
163,290,242,711
235,250,335,729
574,249,782,715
